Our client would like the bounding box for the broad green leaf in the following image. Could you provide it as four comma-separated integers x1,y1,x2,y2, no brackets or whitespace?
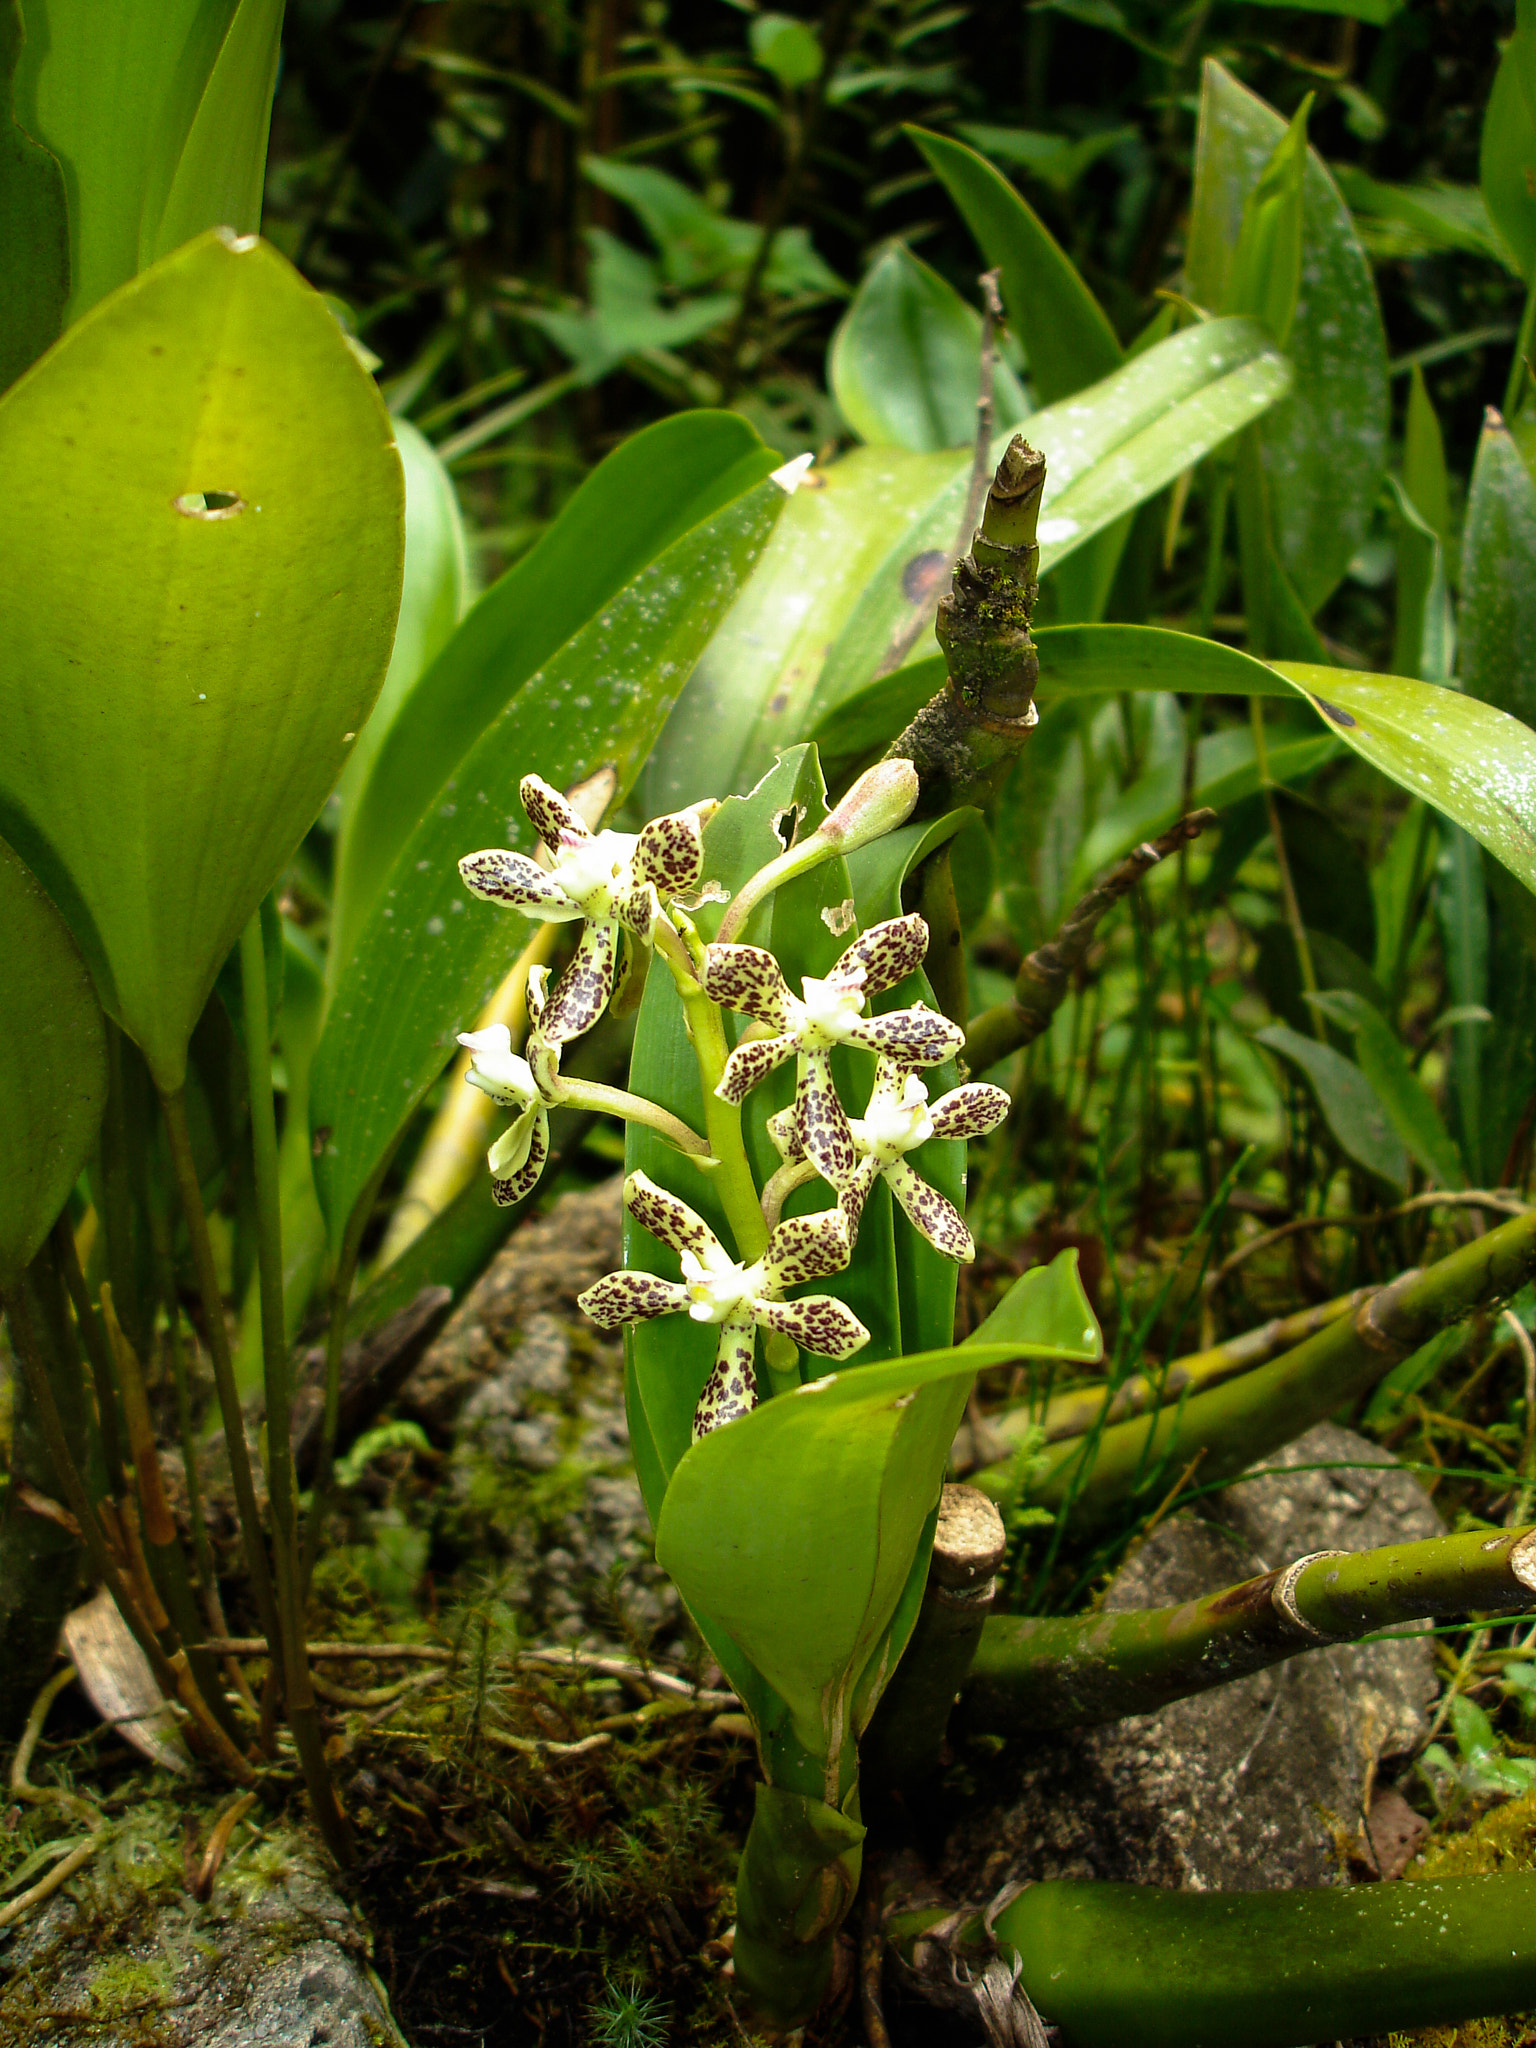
1188,61,1388,610
13,0,280,323
907,125,1121,404
1404,363,1452,553
1482,32,1536,282
1307,989,1465,1190
643,445,959,813
1233,422,1329,663
1461,410,1536,730
310,476,785,1246
1274,664,1536,900
0,231,403,1092
1254,1022,1409,1192
0,0,66,390
0,834,107,1283
963,1247,1102,1361
334,410,778,970
1243,0,1402,21
806,317,1292,730
750,11,821,88
829,243,1028,453
1390,473,1454,687
655,1341,1022,1760
334,418,470,832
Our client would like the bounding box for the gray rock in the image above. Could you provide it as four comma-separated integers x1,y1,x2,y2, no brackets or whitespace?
941,1423,1440,1901
0,1818,400,2048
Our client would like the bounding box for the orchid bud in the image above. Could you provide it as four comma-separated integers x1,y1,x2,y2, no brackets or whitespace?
817,759,919,854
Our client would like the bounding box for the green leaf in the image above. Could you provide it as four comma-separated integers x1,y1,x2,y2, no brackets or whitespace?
309,475,786,1247
1389,473,1454,686
750,11,821,89
1275,664,1536,901
1253,1023,1409,1192
952,123,1138,197
1307,989,1465,1190
906,124,1122,405
1482,32,1536,283
1243,0,1402,19
643,445,960,812
964,1247,1103,1361
806,317,1292,731
1223,94,1311,348
334,418,470,839
1188,61,1388,610
655,1340,1022,1760
0,231,403,1091
1334,167,1513,270
0,0,67,391
582,155,844,298
334,410,778,970
829,243,1027,454
13,0,281,323
1461,410,1536,730
0,833,107,1283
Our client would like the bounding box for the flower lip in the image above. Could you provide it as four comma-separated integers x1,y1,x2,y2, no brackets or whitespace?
679,1245,759,1322
554,827,638,910
856,1072,935,1159
795,972,868,1041
458,1023,538,1106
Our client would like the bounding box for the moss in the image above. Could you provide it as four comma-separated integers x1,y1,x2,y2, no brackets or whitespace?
1389,1793,1536,2048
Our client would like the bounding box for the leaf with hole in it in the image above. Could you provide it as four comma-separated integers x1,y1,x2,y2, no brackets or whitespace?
829,243,1028,454
1307,990,1465,1191
13,0,282,324
0,230,403,1092
656,1340,1024,1762
335,410,779,970
1187,60,1387,612
1254,1022,1409,1192
0,834,107,1284
906,125,1121,406
309,474,786,1249
805,317,1291,731
0,0,67,391
964,1247,1103,1362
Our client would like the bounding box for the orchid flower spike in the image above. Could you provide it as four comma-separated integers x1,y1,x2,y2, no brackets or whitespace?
702,914,965,1182
459,775,706,1045
577,1172,870,1439
839,1058,1010,1263
457,1024,551,1207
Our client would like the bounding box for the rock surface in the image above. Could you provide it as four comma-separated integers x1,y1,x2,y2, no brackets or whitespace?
941,1422,1441,1899
0,1817,397,2048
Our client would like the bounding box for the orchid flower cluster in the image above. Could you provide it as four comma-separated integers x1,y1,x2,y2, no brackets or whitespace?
456,764,1009,1442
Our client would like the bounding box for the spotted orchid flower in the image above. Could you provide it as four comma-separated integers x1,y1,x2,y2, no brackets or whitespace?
459,775,706,1045
457,1024,551,1207
835,1058,1010,1264
577,1172,870,1439
702,914,965,1181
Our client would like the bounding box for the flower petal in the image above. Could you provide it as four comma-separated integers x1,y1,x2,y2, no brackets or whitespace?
526,963,551,1028
716,1033,796,1105
838,1156,880,1237
692,1320,758,1440
754,1294,869,1361
634,808,705,895
762,1207,851,1291
625,1169,723,1262
539,919,618,1043
847,1003,965,1068
766,1105,804,1163
527,1032,561,1103
835,913,929,997
702,944,794,1029
578,1269,689,1329
490,1107,550,1207
521,773,590,854
795,1048,855,1183
929,1081,1011,1141
884,1158,974,1263
615,878,660,944
458,848,570,915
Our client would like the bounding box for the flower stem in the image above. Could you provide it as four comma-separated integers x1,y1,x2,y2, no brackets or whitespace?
240,916,352,1866
555,1077,713,1159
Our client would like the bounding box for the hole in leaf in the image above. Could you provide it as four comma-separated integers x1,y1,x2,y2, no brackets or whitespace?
174,490,246,520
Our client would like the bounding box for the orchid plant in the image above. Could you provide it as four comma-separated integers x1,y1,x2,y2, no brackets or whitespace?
452,751,1046,2015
